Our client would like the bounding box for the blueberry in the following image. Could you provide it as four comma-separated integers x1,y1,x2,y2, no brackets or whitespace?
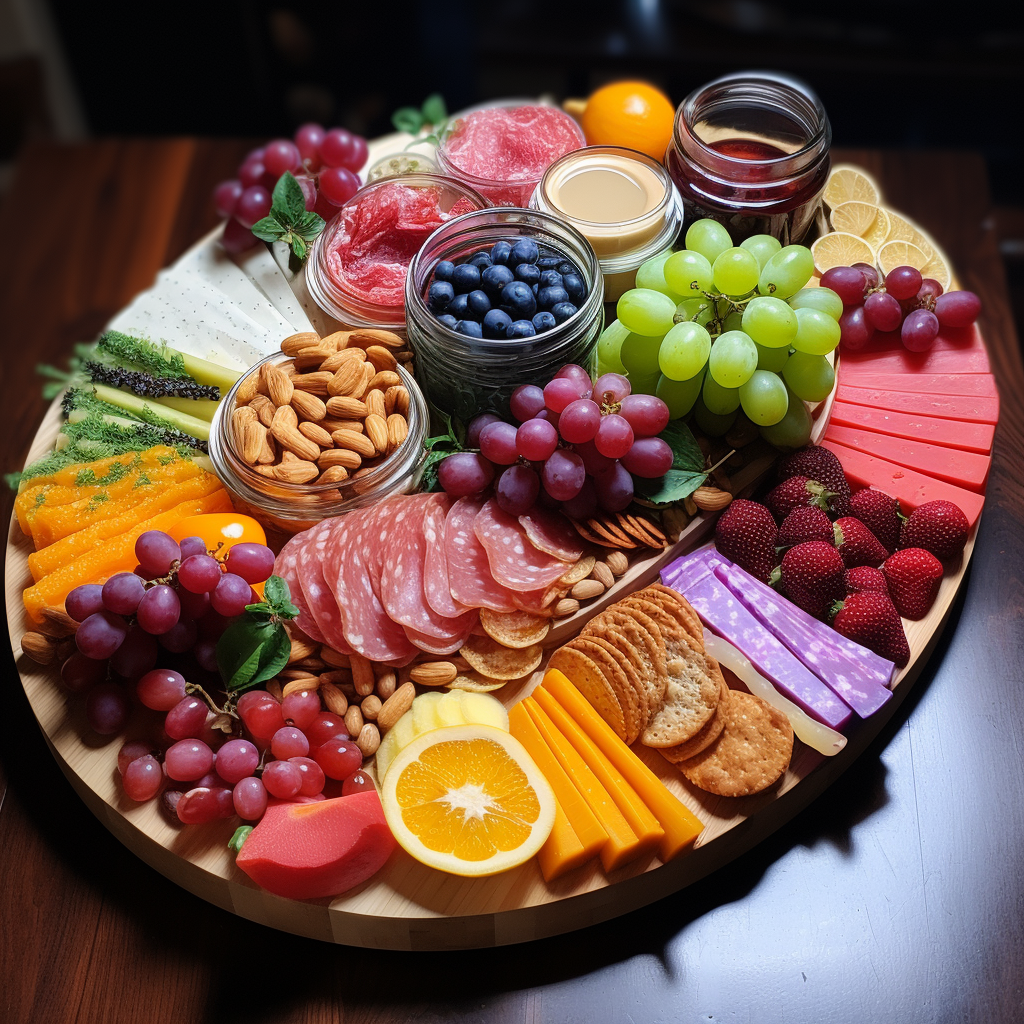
510,238,539,266
490,241,512,265
536,255,561,270
539,270,563,289
562,273,586,304
537,285,569,310
437,313,458,329
506,320,537,339
481,264,514,295
434,260,455,282
483,308,512,338
532,283,539,295
551,301,578,324
468,251,492,270
448,293,471,319
556,261,575,276
532,311,557,333
514,263,541,287
499,281,537,318
451,263,481,293
428,280,455,311
467,289,491,317
455,319,483,338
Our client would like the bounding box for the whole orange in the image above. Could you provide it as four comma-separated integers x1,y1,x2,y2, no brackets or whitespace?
580,81,676,161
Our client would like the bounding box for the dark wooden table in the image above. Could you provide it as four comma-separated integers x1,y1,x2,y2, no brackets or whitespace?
1,141,1021,1024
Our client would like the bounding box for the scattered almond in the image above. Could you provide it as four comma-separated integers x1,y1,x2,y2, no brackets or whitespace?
38,605,79,637
265,679,284,702
571,579,605,600
376,681,415,731
375,670,397,700
386,414,408,451
410,661,458,686
356,722,380,758
368,369,401,392
364,414,389,455
282,677,320,700
321,647,350,668
365,345,397,372
350,652,376,696
332,429,377,459
605,550,629,576
318,448,362,471
298,420,333,448
365,388,387,420
552,598,580,617
317,466,349,484
288,635,319,664
281,331,322,356
344,705,364,737
590,561,615,589
360,694,382,721
692,486,733,511
20,631,56,664
320,680,349,716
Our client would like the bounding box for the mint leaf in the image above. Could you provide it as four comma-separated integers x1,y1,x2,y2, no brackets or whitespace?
251,216,286,243
293,210,325,237
290,235,308,260
263,575,288,610
421,93,447,126
228,825,253,854
272,171,306,224
635,468,708,505
392,107,424,133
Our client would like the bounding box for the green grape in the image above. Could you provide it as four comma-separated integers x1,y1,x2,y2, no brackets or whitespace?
792,306,841,355
693,394,737,437
721,309,744,332
757,245,815,299
628,369,662,396
617,288,677,336
657,369,705,419
741,295,798,349
755,342,791,373
782,351,835,402
684,219,733,263
635,250,684,301
620,330,664,376
664,250,713,297
738,370,789,426
712,247,760,297
658,321,712,381
740,233,782,269
596,319,629,374
708,330,757,388
789,286,843,321
702,372,741,414
760,388,812,449
675,296,718,328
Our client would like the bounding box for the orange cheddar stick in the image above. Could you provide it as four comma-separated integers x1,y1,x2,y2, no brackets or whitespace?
532,687,664,856
508,704,604,881
522,698,644,872
541,670,704,861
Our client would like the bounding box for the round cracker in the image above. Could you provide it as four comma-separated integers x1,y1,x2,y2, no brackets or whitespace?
559,553,596,586
572,635,644,744
679,689,794,797
548,643,626,741
585,517,636,548
642,584,704,652
618,595,687,645
658,662,729,763
479,608,551,649
641,637,720,748
460,636,543,680
448,670,506,693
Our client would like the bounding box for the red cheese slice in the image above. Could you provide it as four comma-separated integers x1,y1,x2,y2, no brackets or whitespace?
824,423,991,492
835,384,999,424
820,440,985,525
832,371,998,398
829,401,996,455
839,343,990,375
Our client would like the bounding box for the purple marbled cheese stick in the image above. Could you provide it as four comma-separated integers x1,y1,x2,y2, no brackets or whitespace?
666,573,854,730
661,548,718,591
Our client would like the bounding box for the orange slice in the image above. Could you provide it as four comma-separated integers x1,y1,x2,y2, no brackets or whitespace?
810,231,877,274
823,166,880,209
883,210,936,259
830,200,881,236
380,725,556,876
920,251,953,292
877,239,928,275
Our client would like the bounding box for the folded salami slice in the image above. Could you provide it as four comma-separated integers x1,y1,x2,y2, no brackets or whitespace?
273,531,324,644
518,507,584,562
423,499,473,618
445,497,518,612
474,499,571,591
297,518,350,654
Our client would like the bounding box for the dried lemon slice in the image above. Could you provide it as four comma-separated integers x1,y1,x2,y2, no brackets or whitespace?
823,166,881,209
810,231,877,274
920,251,952,292
830,200,881,236
883,209,936,259
877,240,928,275
861,205,891,252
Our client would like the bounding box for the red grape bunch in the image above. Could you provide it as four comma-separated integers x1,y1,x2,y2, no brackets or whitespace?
437,363,673,519
213,123,369,253
824,263,981,353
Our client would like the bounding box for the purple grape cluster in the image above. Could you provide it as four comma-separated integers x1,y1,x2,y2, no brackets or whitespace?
825,263,982,353
437,363,673,518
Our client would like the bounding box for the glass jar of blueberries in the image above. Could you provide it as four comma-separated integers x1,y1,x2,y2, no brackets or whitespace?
405,208,604,422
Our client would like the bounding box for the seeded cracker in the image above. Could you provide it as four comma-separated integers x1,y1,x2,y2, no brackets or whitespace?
570,636,643,744
679,689,794,797
618,595,687,645
659,661,729,763
641,637,720,747
644,584,705,652
460,636,543,679
548,644,627,740
479,608,551,649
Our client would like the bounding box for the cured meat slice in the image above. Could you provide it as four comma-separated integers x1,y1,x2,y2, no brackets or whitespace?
296,518,350,654
403,624,470,656
423,499,473,618
473,499,571,591
273,531,324,644
380,494,477,642
445,497,518,612
518,507,584,563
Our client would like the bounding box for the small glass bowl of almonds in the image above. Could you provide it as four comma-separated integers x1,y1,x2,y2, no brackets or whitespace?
209,328,428,535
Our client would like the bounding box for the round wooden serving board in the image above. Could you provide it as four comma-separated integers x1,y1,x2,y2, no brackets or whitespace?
5,371,982,948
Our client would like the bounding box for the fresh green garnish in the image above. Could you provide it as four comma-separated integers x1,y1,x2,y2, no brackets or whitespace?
250,172,325,262
633,420,709,506
392,93,448,135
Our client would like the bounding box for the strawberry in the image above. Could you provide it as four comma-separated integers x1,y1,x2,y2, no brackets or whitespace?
843,565,889,596
848,488,904,553
776,540,846,617
832,516,888,568
900,500,970,560
881,547,944,619
776,445,852,517
777,506,834,548
832,592,910,668
766,475,835,522
715,499,779,582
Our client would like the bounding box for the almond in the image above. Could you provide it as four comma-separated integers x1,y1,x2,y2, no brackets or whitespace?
271,403,298,431
265,679,284,701
357,361,374,395
273,460,319,484
365,388,387,420
364,414,389,455
344,705,364,737
320,647,350,668
282,677,320,700
321,417,364,434
571,579,605,600
360,694,382,721
290,389,327,422
356,722,380,758
38,605,79,637
318,448,361,471
319,330,350,351
319,347,365,373
365,345,398,372
232,404,257,429
332,429,376,459
389,386,410,418
327,359,364,398
410,661,458,686
320,680,349,716
325,395,368,419
590,561,615,589
319,668,351,686
375,670,397,700
317,466,349,485
606,550,629,576
251,394,275,428
692,486,733,512
262,362,294,407
348,328,404,350
20,631,56,664
350,652,375,696
552,597,580,617
258,434,277,464
235,370,260,405
386,414,408,451
294,344,335,370
298,420,333,448
272,424,321,462
291,656,326,671
368,369,401,392
288,634,319,664
376,681,415,731
281,331,322,356
290,371,334,396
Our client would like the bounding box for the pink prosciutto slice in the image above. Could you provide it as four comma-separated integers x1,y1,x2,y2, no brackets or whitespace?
473,499,570,591
296,518,350,654
445,497,517,612
273,531,324,644
518,507,584,562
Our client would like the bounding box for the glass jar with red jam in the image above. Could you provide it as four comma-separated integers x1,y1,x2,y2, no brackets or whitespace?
665,71,831,245
306,173,488,331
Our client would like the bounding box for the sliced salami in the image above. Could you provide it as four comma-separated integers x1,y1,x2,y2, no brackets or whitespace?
296,518,350,654
518,507,584,562
273,531,324,644
445,497,518,612
473,499,570,591
423,499,473,618
403,624,471,656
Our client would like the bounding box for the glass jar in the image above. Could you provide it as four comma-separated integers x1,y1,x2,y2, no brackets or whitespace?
305,174,488,332
665,71,831,245
530,146,684,301
208,353,428,535
405,207,604,422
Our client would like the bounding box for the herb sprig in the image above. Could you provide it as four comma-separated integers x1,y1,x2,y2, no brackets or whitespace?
251,173,325,262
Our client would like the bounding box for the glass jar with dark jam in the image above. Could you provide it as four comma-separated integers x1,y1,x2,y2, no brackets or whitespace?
665,71,831,245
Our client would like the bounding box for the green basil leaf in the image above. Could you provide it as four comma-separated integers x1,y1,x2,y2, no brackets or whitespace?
227,639,264,691
250,216,286,243
290,235,308,260
392,107,424,134
263,575,288,609
421,93,447,125
272,171,307,224
247,625,291,688
635,468,708,505
293,210,325,238
228,825,253,854
659,420,705,473
420,448,451,492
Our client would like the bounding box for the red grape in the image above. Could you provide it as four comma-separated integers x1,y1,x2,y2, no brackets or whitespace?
102,572,145,615
118,740,152,776
318,166,360,206
221,217,257,253
495,464,540,515
557,399,601,444
554,364,593,395
593,462,634,512
85,683,130,735
158,618,198,654
109,625,158,680
165,739,214,782
542,450,586,501
852,262,879,289
621,437,674,478
235,185,273,229
177,786,234,824
437,452,495,497
319,128,359,169
136,584,180,635
902,308,940,351
478,421,519,464
215,739,259,785
66,583,105,622
314,738,363,779
122,754,164,801
76,610,128,659
838,305,875,351
560,477,598,520
165,697,210,741
271,726,309,760
934,291,981,328
210,573,253,617
575,439,615,477
543,377,585,414
178,554,222,594
193,639,219,673
516,417,559,460
594,414,634,459
213,180,244,219
262,759,303,799
821,266,866,305
135,531,181,576
917,278,944,304
238,154,266,189
618,394,670,438
341,770,375,796
306,712,348,748
885,265,923,301
592,372,630,404
239,696,286,744
225,543,275,584
863,291,903,332
290,756,326,797
466,412,502,446
177,588,211,623
509,385,546,422
294,123,325,163
233,777,268,820
281,688,320,731
61,652,107,693
262,139,302,179
137,668,187,711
